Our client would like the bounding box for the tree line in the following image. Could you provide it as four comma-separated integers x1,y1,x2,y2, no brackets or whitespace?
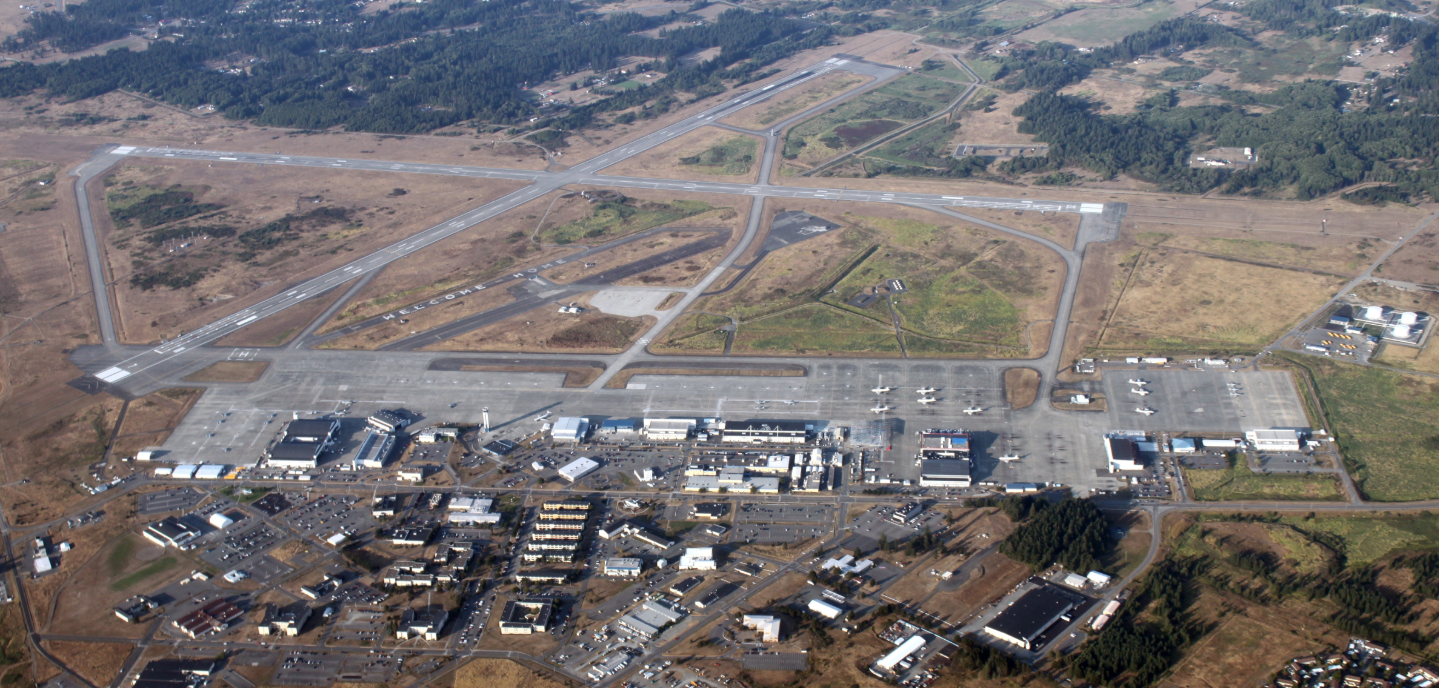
995,497,1112,573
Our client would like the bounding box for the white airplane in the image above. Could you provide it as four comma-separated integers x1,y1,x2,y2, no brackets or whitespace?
963,406,983,415
870,404,894,413
917,397,937,406
1136,407,1157,416
534,411,553,422
916,387,937,394
1129,379,1148,386
1131,387,1151,396
782,400,799,405
872,385,891,394
997,454,1022,463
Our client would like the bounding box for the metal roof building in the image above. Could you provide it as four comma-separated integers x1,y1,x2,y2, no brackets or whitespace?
919,459,972,487
875,635,927,672
557,456,599,482
552,417,589,442
984,585,1079,650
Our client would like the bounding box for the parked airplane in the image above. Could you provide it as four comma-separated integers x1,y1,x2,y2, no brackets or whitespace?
963,406,983,415
1136,407,1157,416
917,397,937,406
1131,388,1151,396
1129,379,1148,386
871,404,894,413
782,400,800,405
534,411,552,422
916,387,937,394
872,375,891,394
997,454,1022,463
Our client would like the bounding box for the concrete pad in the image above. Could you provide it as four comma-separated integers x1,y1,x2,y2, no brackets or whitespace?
588,289,673,317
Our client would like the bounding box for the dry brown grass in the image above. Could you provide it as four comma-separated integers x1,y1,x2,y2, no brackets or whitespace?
599,126,764,183
43,641,132,687
923,553,1031,625
182,360,269,383
741,571,810,610
1097,247,1345,352
722,72,871,130
950,89,1037,146
453,659,569,688
1003,367,1041,410
1058,76,1162,115
1159,589,1343,688
955,208,1080,250
95,159,527,345
111,387,202,459
0,396,123,527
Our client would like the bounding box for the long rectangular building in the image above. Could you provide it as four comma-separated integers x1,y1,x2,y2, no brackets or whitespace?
721,420,811,444
984,585,1079,650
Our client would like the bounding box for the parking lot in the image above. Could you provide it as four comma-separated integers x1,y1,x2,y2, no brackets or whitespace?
328,607,386,643
839,505,946,554
139,488,207,515
278,494,371,539
196,520,286,572
252,492,297,516
736,504,830,524
272,650,393,686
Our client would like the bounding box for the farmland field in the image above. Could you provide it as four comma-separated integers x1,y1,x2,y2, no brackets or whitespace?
1281,353,1439,502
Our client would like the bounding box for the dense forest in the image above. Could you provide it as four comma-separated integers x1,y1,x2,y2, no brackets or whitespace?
996,497,1112,573
970,2,1439,200
1063,556,1208,687
0,0,840,133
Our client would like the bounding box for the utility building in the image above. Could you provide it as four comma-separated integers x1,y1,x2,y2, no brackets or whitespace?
983,585,1079,650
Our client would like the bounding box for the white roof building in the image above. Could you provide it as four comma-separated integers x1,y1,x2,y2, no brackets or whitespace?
1087,571,1112,587
808,598,843,620
447,497,502,524
875,635,926,672
1246,428,1302,452
552,417,589,442
742,615,782,642
557,457,599,482
604,557,643,577
1062,573,1089,590
195,465,225,480
679,547,716,571
207,513,234,529
643,418,695,441
172,464,199,480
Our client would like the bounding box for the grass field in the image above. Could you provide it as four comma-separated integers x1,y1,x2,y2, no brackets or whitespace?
782,75,962,165
866,119,958,168
654,313,730,353
1282,352,1439,502
679,136,758,176
1137,233,1371,276
221,486,272,504
1199,34,1347,83
1015,0,1190,46
731,305,901,355
688,204,1061,357
540,197,713,245
1097,248,1344,354
110,556,176,591
721,71,868,130
1185,461,1345,502
1279,512,1439,565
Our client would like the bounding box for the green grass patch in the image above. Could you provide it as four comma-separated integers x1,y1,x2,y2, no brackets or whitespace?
679,136,758,176
1280,353,1439,501
111,556,177,591
106,184,224,229
782,75,961,163
1185,461,1345,502
966,59,1006,82
1205,35,1347,83
732,305,899,355
220,485,272,504
542,197,714,245
1158,65,1213,82
917,57,972,82
1027,2,1182,44
106,535,138,577
656,313,730,352
868,120,957,168
1277,512,1439,565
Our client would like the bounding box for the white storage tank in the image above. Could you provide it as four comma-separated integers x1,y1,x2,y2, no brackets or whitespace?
1365,305,1385,320
1393,324,1412,338
1399,311,1418,325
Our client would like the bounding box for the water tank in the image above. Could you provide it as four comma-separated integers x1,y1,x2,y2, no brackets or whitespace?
1393,324,1411,338
1400,311,1418,325
1365,306,1385,320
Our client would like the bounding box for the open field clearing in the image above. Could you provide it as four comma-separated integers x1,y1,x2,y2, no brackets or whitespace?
110,388,202,459
599,126,762,182
1374,221,1439,285
1135,233,1375,276
1004,368,1042,410
316,286,516,350
43,642,132,687
863,119,960,170
452,659,566,688
1188,33,1348,85
782,75,963,168
1185,461,1345,502
1096,248,1344,354
683,201,1062,357
1281,353,1439,502
961,208,1079,250
1123,197,1423,246
948,88,1039,146
425,298,653,354
1058,76,1159,115
1016,0,1204,46
923,553,1031,624
0,396,124,527
1158,594,1332,688
653,312,731,353
95,159,526,344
